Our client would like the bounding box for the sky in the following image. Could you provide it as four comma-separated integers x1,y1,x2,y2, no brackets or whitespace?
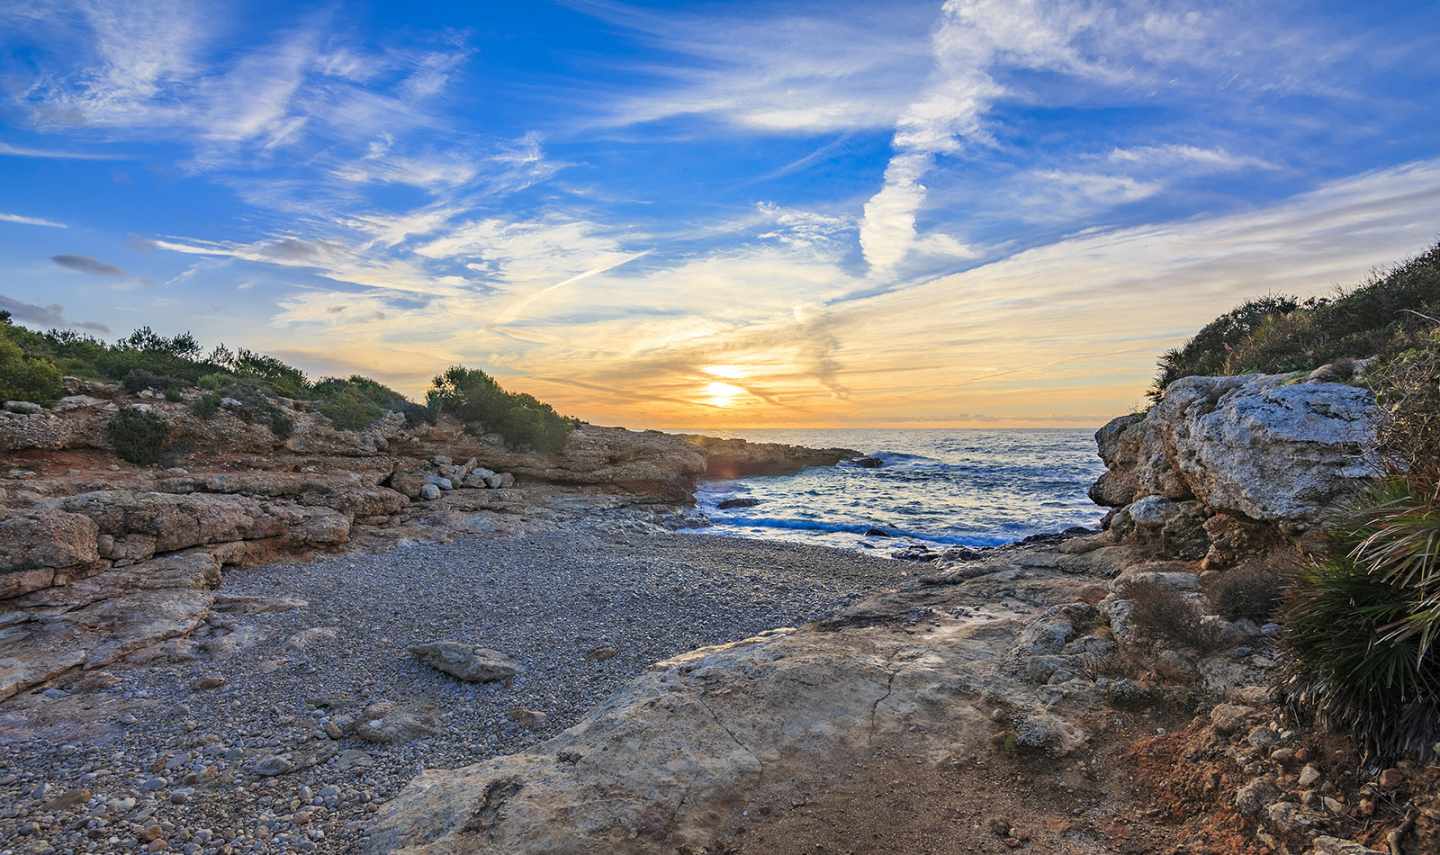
2,1,1439,430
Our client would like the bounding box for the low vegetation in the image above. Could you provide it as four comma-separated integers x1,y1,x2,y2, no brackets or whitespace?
106,407,170,466
427,366,576,453
1204,566,1284,624
0,310,572,454
1283,478,1440,762
1151,241,1440,399
1120,579,1227,654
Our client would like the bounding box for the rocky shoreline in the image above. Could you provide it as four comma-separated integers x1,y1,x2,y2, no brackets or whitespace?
4,365,1439,854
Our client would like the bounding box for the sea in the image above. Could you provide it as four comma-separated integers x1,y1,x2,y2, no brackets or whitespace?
681,428,1107,554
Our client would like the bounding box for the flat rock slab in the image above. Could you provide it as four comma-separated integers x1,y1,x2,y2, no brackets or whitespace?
408,641,519,683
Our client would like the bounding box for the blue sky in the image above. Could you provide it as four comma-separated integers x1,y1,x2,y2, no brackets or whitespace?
2,1,1439,427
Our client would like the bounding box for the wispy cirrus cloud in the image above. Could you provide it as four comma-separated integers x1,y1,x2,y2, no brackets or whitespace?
0,212,66,228
1108,144,1281,172
0,141,125,160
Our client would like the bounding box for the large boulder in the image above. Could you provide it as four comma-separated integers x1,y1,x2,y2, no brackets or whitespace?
1089,413,1144,506
1093,374,1380,528
1165,375,1379,524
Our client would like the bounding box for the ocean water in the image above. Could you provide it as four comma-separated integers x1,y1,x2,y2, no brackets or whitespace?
683,428,1107,553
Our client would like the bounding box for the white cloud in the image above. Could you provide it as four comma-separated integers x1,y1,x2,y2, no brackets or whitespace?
0,141,125,160
0,212,67,228
574,2,935,134
1028,170,1164,212
1109,144,1280,172
911,232,981,259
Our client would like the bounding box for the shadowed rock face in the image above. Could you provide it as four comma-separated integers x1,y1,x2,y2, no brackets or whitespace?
364,544,1138,854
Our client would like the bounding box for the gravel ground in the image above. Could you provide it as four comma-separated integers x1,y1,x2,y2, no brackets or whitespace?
0,530,900,854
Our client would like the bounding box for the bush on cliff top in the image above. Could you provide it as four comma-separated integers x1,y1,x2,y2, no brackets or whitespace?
427,366,575,453
0,322,65,406
1152,240,1440,398
106,407,170,466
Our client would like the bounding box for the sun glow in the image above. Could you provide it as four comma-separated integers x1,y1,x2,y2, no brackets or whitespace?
702,364,746,379
703,380,745,407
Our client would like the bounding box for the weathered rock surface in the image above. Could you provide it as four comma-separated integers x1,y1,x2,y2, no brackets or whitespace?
365,544,1136,854
1094,373,1379,526
0,550,220,701
0,509,101,596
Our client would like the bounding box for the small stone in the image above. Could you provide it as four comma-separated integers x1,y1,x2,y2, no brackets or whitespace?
420,483,442,501
508,708,548,730
1209,703,1253,736
1377,768,1404,789
585,644,618,662
1323,796,1344,814
1298,764,1322,787
409,642,519,683
191,675,226,690
245,755,294,777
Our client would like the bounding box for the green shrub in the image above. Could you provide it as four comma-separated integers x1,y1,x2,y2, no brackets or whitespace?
122,368,178,394
269,409,293,439
1282,478,1440,762
230,348,308,398
315,385,385,431
1153,241,1440,397
191,392,221,420
0,333,64,406
106,407,170,466
1151,295,1299,399
426,366,575,452
214,377,293,438
1205,567,1285,623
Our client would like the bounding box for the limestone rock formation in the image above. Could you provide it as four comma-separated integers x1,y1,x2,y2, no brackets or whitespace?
1093,373,1379,526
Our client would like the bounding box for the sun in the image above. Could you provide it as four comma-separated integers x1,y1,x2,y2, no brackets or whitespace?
703,381,745,407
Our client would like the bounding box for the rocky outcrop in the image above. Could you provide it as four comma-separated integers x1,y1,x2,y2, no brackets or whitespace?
1090,370,1381,563
679,433,859,479
0,549,222,701
1094,373,1379,525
